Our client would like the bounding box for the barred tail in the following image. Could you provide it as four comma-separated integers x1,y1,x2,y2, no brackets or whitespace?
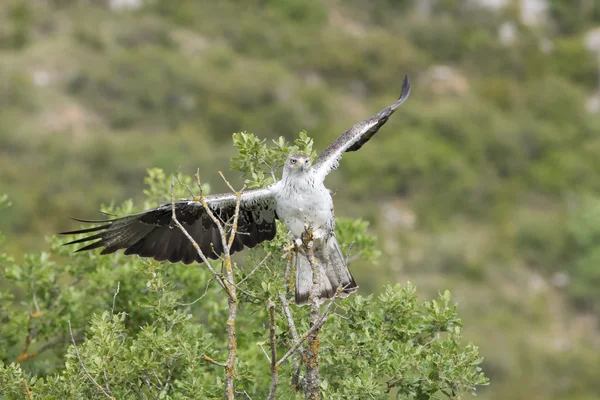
294,236,358,305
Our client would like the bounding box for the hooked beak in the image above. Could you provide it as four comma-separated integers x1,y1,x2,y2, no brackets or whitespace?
299,162,305,172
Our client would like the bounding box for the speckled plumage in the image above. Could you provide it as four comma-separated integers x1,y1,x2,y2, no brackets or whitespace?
62,75,411,305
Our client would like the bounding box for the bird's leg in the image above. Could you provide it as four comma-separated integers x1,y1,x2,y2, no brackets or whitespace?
301,224,315,248
281,237,304,259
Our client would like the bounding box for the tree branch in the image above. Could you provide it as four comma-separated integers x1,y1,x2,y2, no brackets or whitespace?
278,291,303,390
276,294,336,368
304,234,321,400
68,320,115,400
202,354,227,368
109,281,119,324
169,176,226,292
173,171,242,400
237,253,271,286
24,382,33,400
267,299,278,400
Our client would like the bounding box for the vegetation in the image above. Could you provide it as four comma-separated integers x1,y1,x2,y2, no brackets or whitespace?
1,0,600,399
0,136,487,399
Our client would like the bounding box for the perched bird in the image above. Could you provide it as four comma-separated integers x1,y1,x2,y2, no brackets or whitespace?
62,75,411,305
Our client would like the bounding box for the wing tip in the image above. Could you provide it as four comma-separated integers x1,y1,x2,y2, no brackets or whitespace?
397,73,411,103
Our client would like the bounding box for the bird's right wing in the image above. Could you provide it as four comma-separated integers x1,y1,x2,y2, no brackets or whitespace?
60,187,277,264
312,75,411,180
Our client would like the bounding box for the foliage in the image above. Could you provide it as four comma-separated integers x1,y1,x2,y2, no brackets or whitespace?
231,130,317,188
2,1,600,399
0,134,486,399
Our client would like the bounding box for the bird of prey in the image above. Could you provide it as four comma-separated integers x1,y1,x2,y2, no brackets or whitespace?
62,75,411,305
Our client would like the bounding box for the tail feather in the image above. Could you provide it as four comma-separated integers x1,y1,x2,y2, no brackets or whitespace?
294,236,358,305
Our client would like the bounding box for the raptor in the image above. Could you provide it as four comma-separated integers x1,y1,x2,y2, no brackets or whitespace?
62,75,411,305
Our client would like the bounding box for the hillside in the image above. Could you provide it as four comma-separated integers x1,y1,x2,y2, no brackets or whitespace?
1,1,600,399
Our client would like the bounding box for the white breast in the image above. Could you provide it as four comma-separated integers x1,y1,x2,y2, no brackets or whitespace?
275,174,333,238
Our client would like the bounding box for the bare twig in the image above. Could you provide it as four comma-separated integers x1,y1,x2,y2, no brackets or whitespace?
103,369,114,398
278,292,303,390
16,278,45,364
202,354,227,368
110,281,120,324
174,169,196,198
24,381,33,400
170,176,226,292
217,171,246,255
68,320,115,400
16,327,84,364
344,241,355,265
177,171,241,400
278,293,301,353
177,278,214,306
31,276,41,316
276,296,336,367
267,299,278,400
164,358,173,392
258,157,277,182
236,390,254,400
218,170,238,193
194,168,204,197
15,322,35,363
237,253,271,286
258,342,271,363
305,235,321,400
283,252,296,295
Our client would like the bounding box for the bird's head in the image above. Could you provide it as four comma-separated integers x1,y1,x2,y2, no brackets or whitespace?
284,153,311,174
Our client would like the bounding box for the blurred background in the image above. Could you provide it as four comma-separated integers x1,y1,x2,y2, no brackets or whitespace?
1,0,600,399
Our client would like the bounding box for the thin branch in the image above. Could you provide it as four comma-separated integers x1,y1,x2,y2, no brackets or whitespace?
278,293,301,351
237,253,271,286
344,241,355,265
170,176,226,292
228,185,244,253
236,390,253,400
68,321,115,400
258,342,271,363
218,170,237,193
283,252,296,296
191,171,240,400
234,283,261,301
31,276,41,316
24,381,33,400
109,281,120,324
103,369,114,399
267,299,278,400
305,234,321,400
278,291,303,390
16,327,85,364
202,354,227,368
164,358,174,392
258,157,277,182
15,320,36,363
174,169,196,198
276,296,336,367
177,278,214,306
194,168,204,197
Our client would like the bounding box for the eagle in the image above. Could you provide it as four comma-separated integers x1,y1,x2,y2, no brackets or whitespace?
62,75,411,305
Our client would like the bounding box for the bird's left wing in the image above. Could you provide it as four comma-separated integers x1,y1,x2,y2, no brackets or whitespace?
60,187,277,264
312,74,411,179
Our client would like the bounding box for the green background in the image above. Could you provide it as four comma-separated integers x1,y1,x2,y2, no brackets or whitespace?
1,1,600,399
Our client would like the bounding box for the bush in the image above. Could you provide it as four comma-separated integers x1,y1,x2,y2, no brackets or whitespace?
0,133,487,399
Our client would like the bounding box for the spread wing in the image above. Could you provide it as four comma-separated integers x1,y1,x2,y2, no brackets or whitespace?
60,187,277,264
312,74,411,180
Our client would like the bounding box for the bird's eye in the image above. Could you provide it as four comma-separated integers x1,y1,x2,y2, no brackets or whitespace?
290,159,297,164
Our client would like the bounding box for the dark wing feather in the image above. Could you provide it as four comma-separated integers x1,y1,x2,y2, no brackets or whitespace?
313,74,411,178
61,188,277,265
